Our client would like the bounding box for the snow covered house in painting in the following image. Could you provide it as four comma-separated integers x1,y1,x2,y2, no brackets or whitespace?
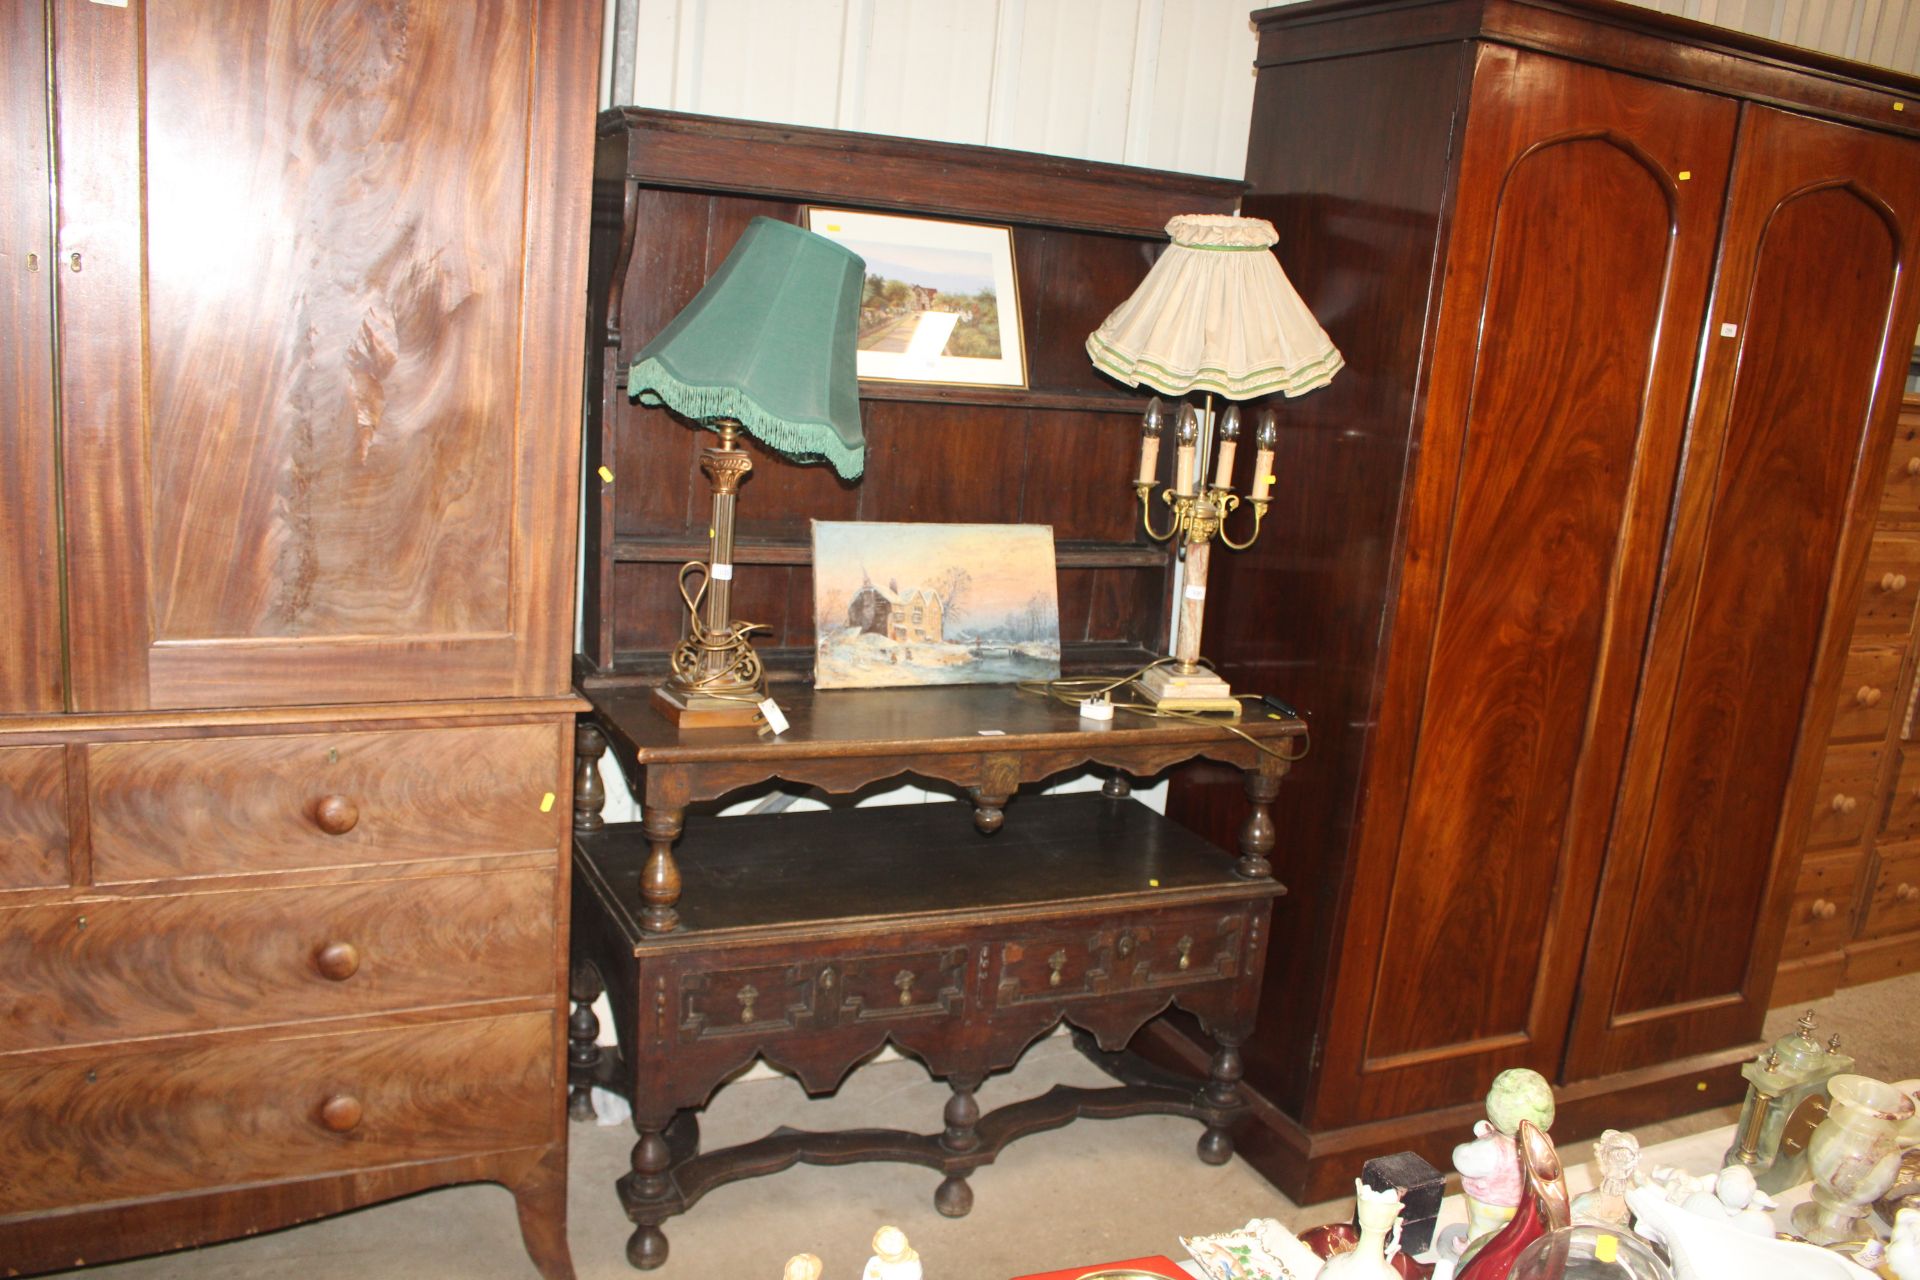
848,577,945,644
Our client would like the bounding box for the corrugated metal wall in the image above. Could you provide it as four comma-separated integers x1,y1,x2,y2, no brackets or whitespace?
599,1,1920,178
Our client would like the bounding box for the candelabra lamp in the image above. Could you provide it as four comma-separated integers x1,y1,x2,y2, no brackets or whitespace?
1087,213,1343,712
627,216,866,727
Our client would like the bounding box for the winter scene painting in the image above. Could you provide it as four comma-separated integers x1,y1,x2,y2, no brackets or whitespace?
811,522,1061,690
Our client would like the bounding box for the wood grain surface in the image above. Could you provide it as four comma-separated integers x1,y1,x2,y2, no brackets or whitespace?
0,748,68,892
1,867,555,1051
0,1011,552,1216
0,0,63,716
86,722,564,882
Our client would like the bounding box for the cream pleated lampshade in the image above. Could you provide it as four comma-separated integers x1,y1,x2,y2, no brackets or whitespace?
1086,214,1342,399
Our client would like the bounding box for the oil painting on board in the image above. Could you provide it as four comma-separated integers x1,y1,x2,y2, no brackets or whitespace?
811,522,1061,689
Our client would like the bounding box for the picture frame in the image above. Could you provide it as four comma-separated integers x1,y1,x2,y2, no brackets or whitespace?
805,207,1027,388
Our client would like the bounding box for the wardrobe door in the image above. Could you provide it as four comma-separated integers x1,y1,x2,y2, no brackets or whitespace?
1,1,64,714
1567,107,1920,1079
53,0,595,712
1312,46,1736,1126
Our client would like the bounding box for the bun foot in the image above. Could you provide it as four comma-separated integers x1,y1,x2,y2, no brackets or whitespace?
1197,1127,1234,1165
626,1224,669,1270
934,1175,974,1217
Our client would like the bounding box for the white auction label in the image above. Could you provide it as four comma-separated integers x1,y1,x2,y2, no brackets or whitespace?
712,562,733,580
757,698,790,735
1184,584,1207,600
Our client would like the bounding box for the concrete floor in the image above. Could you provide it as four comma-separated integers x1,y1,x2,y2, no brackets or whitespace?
59,972,1920,1280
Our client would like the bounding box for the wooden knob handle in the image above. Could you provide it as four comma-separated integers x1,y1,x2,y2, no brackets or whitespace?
1832,793,1858,814
1813,898,1838,920
312,794,359,835
1906,456,1919,476
1897,883,1919,902
319,1094,363,1132
314,941,361,981
1858,686,1885,706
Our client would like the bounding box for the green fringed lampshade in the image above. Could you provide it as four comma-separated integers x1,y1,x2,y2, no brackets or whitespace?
627,217,867,479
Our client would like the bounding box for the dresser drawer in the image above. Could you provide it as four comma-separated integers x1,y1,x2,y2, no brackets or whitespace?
1805,743,1883,849
0,746,68,891
993,906,1248,1009
1851,534,1920,639
1831,647,1903,741
1881,749,1920,842
1,867,556,1052
1880,408,1920,522
0,1011,553,1216
88,723,562,882
1780,852,1863,961
1863,846,1920,939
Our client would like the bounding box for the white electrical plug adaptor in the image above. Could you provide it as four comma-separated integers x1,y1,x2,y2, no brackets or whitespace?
1079,694,1114,721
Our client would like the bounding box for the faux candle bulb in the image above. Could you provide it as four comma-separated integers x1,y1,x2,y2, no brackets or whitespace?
1138,396,1165,484
1214,404,1241,489
1174,403,1199,495
1251,410,1277,501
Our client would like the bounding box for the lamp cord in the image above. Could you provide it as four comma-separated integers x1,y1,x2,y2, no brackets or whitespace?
1015,658,1310,764
672,562,768,704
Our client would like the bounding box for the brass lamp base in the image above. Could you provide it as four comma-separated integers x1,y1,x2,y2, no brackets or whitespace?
1135,664,1241,715
652,683,764,729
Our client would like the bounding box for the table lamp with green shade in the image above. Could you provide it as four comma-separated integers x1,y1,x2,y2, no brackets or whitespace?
627,215,866,727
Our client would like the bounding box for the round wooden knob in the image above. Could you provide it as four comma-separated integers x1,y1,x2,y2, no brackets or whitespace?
312,794,359,835
319,1094,363,1132
1858,686,1884,707
314,941,361,981
1906,456,1919,476
1813,898,1838,920
1832,793,1858,814
1884,572,1911,593
1897,883,1919,902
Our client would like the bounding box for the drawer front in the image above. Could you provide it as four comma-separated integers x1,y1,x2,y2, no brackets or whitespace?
833,948,968,1022
1,868,556,1052
0,746,68,891
1881,408,1920,522
1881,748,1920,842
1780,852,1863,961
1831,647,1903,741
1864,848,1920,938
89,723,562,882
1806,743,1883,849
994,907,1247,1009
677,961,818,1039
0,1011,553,1215
1852,534,1920,639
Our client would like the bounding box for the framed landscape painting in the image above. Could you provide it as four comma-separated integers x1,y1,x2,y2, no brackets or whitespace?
805,208,1027,388
811,522,1060,689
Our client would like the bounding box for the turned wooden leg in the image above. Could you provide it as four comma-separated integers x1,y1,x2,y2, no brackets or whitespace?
510,1144,576,1280
1197,1036,1245,1165
935,1072,984,1217
1102,772,1132,799
967,787,1011,835
568,964,605,1122
622,1126,674,1270
574,722,608,833
1236,764,1281,879
639,804,684,934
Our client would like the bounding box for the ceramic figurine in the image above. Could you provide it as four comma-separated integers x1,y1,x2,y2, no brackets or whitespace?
863,1226,922,1280
1456,1120,1571,1280
1793,1074,1920,1245
1888,1206,1920,1280
1453,1068,1558,1247
1677,1163,1777,1237
785,1256,825,1280
1572,1129,1640,1228
1319,1181,1404,1280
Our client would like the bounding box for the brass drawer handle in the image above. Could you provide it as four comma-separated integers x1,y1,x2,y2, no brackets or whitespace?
1831,793,1859,816
1047,950,1067,987
1882,572,1910,593
1114,932,1135,960
736,983,758,1023
319,1094,363,1133
1812,898,1839,920
312,794,360,835
314,941,361,981
1856,685,1884,707
1176,936,1193,970
894,970,915,1006
1897,883,1919,903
